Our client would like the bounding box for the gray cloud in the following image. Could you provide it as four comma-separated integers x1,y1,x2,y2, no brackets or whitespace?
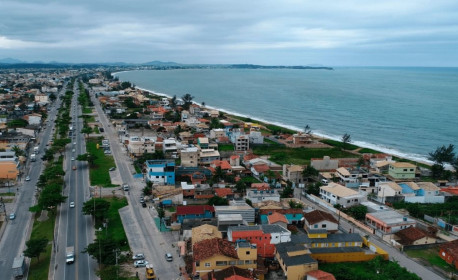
0,0,457,65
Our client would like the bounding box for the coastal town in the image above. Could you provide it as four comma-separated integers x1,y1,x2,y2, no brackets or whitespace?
1,66,458,280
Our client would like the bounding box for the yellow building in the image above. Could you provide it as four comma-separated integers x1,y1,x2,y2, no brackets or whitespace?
275,243,318,280
193,238,257,277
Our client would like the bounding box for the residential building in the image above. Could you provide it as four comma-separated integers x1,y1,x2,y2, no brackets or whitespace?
24,113,42,125
376,182,403,204
292,133,313,145
365,210,416,234
292,232,363,250
267,212,288,229
215,201,255,223
400,181,444,203
206,266,256,280
181,182,195,198
275,243,318,280
198,137,209,149
162,138,178,154
311,156,339,171
126,136,155,157
234,134,250,151
193,238,257,276
180,146,200,167
145,159,175,185
210,129,225,139
249,130,263,144
439,239,458,269
228,224,291,257
282,164,305,186
192,224,223,246
245,189,280,204
388,162,417,179
303,210,339,234
199,149,220,165
393,226,437,247
176,205,215,224
335,167,359,185
319,183,363,208
260,209,304,225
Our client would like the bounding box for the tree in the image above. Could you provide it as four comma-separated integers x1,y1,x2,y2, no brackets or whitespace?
77,152,98,167
245,198,253,207
281,185,294,198
81,126,93,137
302,165,318,183
24,238,48,262
428,144,455,166
208,196,229,206
34,184,66,213
120,81,132,89
82,198,111,222
11,145,25,157
307,182,322,196
201,101,206,107
182,93,194,110
344,205,368,220
235,181,247,194
341,133,351,150
49,93,57,101
83,237,118,265
304,125,312,135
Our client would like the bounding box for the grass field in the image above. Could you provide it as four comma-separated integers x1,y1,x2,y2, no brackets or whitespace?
240,176,261,184
28,212,56,280
406,248,455,273
320,139,360,150
358,147,383,154
252,146,358,165
102,197,129,250
86,138,117,187
82,108,92,114
218,144,234,151
0,192,15,196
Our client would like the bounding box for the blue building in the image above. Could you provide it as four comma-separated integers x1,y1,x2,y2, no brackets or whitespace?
145,159,175,185
175,205,215,223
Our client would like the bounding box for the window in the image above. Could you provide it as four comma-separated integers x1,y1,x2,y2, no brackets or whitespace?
216,261,227,266
246,251,250,255
205,263,210,267
229,261,236,265
322,224,327,228
245,260,252,264
237,260,244,265
196,261,200,267
314,224,318,228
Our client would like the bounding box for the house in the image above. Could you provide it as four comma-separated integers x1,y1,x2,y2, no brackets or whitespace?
206,266,256,280
267,212,288,229
245,189,280,204
193,238,257,276
215,201,255,223
200,149,220,165
24,113,42,125
234,134,250,151
388,162,417,179
145,159,175,185
228,224,291,257
181,146,200,167
365,210,416,234
162,138,178,154
335,167,359,185
215,188,234,199
376,182,403,204
275,243,318,280
400,181,444,203
283,164,305,186
319,183,363,208
311,156,339,171
439,239,458,269
393,226,437,247
307,270,336,280
210,160,232,173
249,130,263,144
0,161,19,181
292,132,313,145
260,209,304,225
176,205,215,223
192,224,223,246
198,137,210,149
292,232,363,250
210,129,225,139
181,182,195,198
303,210,339,234
126,136,155,157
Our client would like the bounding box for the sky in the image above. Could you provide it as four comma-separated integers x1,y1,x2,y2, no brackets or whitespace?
1,0,458,66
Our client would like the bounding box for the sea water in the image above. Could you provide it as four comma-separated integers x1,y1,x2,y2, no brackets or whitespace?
115,67,458,163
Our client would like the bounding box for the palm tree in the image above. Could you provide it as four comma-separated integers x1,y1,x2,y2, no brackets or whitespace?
12,145,24,157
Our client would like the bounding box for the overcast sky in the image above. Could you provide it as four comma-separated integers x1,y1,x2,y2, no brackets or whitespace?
1,0,457,66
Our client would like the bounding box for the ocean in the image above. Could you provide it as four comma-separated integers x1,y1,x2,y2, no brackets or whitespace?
114,67,458,163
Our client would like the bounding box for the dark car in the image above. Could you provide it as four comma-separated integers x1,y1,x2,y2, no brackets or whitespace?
142,202,147,208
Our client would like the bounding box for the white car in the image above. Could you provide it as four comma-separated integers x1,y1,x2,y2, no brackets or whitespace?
132,253,145,260
71,157,75,161
69,202,75,208
25,176,30,181
134,260,148,267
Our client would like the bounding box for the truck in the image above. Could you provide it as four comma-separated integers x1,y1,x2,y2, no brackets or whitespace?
145,264,157,279
66,246,75,264
12,255,25,278
33,146,39,154
30,154,36,162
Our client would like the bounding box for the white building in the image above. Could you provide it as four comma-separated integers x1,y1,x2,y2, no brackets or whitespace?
209,128,225,139
319,182,363,208
199,149,220,165
249,130,264,144
127,136,155,157
162,138,178,154
180,146,199,167
245,189,280,203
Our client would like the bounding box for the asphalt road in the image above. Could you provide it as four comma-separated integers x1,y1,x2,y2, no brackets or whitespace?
89,86,183,279
294,188,445,280
0,87,63,279
53,82,97,280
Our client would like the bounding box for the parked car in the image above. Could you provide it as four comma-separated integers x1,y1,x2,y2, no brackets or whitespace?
165,253,173,262
72,166,77,170
142,202,147,208
25,176,30,181
132,253,145,260
9,213,16,220
109,167,116,171
69,202,75,208
71,157,75,161
134,260,148,267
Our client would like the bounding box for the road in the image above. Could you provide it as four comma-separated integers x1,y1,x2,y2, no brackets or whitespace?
89,85,183,279
0,86,63,279
294,188,445,280
53,81,97,280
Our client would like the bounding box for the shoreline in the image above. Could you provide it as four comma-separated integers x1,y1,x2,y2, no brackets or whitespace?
113,74,435,167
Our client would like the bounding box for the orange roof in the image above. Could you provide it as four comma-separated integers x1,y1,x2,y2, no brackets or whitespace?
211,160,232,170
251,183,270,190
243,154,258,161
195,194,215,199
252,164,270,173
230,155,240,160
307,270,336,280
0,162,19,180
441,187,458,196
215,188,233,198
267,212,288,224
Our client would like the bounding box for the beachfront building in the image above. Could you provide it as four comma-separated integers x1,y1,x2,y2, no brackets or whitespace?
400,181,444,203
145,159,175,185
376,182,403,204
388,162,417,179
319,182,363,208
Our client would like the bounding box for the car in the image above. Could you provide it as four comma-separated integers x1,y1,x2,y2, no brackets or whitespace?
69,202,75,208
140,197,145,203
132,253,145,260
71,157,75,161
142,202,147,208
9,213,16,220
72,149,75,153
73,142,76,145
134,260,148,267
165,253,173,262
25,176,30,181
109,167,116,171
72,166,76,170
123,184,129,191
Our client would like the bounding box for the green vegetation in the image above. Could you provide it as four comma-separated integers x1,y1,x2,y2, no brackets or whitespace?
342,205,368,220
393,197,458,222
320,256,421,280
320,139,359,150
207,196,229,206
0,192,15,196
27,212,56,280
86,138,116,187
218,144,234,151
253,145,358,165
358,148,382,154
405,248,455,273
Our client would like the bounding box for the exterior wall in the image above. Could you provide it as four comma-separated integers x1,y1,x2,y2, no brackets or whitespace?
194,254,257,276
310,241,362,248
388,165,416,179
275,251,318,280
404,196,445,204
365,215,416,234
305,220,338,232
145,160,175,185
181,150,199,167
177,210,213,223
310,251,380,263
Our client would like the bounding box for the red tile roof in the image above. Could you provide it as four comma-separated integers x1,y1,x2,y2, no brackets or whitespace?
193,238,238,261
307,270,336,280
215,188,233,198
176,205,215,215
267,212,288,224
395,226,429,245
440,240,458,261
207,266,255,280
251,183,270,191
230,155,240,160
212,160,232,170
441,187,458,196
252,164,270,173
303,210,338,225
195,194,215,199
